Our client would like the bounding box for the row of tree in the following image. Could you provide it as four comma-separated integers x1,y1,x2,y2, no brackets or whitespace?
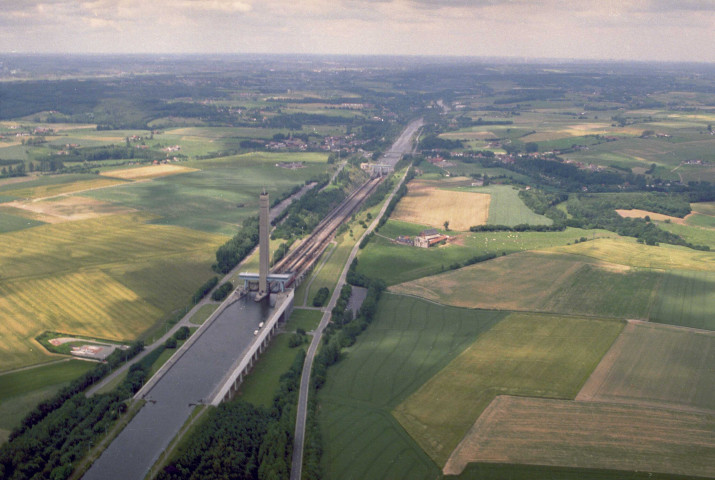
0,341,156,480
158,350,306,480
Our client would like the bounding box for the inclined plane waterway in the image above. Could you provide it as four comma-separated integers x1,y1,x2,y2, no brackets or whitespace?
83,294,282,480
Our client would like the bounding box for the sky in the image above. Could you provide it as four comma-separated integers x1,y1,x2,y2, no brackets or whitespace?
0,0,713,62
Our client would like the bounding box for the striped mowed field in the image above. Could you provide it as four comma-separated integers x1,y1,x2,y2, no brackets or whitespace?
444,396,714,478
0,213,226,371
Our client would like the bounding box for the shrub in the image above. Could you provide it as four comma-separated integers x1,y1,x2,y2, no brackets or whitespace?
211,282,233,301
312,287,330,307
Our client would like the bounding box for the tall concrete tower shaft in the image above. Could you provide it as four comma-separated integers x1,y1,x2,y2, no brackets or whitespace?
258,191,270,296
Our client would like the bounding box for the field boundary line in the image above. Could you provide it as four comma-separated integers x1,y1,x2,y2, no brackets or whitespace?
0,357,72,377
628,318,715,336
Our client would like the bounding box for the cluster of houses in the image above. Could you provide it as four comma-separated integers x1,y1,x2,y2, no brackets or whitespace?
395,229,450,249
264,133,370,153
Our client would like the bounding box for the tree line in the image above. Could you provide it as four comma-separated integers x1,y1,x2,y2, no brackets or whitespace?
302,263,387,478
157,350,306,480
0,341,156,480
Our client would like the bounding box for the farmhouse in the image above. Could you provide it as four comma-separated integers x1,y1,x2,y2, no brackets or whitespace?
414,228,449,248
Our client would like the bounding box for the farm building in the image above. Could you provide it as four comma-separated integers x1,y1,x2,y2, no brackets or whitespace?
414,229,449,248
395,235,412,245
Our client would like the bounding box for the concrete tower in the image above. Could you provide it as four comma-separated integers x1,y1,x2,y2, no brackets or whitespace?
258,189,269,298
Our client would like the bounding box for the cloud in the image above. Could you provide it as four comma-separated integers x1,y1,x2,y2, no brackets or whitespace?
177,0,253,13
0,0,712,61
645,0,715,12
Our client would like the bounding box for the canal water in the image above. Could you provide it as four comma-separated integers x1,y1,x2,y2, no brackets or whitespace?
84,295,273,480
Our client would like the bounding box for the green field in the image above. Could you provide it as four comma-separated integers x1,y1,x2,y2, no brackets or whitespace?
357,221,616,285
445,396,714,478
692,201,715,216
294,242,336,306
392,250,715,330
1,176,127,199
0,360,95,443
394,313,623,466
285,308,323,332
548,237,715,272
649,269,715,330
85,152,329,235
0,210,45,233
0,173,115,199
687,213,715,229
657,220,715,248
319,294,506,480
188,304,220,325
451,463,708,480
450,185,552,226
237,335,304,407
578,322,714,411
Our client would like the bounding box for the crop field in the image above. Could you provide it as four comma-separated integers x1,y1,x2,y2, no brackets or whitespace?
393,313,623,466
692,201,715,216
615,208,686,223
0,210,44,233
0,360,95,443
4,195,135,223
100,164,198,180
0,213,225,371
547,237,715,272
391,250,714,329
319,294,506,480
686,213,715,229
566,137,715,182
357,223,616,285
577,321,714,411
657,221,715,249
444,396,714,478
0,176,127,200
391,252,624,313
450,185,552,226
391,181,490,231
0,173,118,198
86,152,329,235
0,143,29,161
1,269,158,368
452,463,707,480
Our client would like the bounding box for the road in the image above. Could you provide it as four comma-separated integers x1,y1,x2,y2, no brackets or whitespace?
289,119,422,480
